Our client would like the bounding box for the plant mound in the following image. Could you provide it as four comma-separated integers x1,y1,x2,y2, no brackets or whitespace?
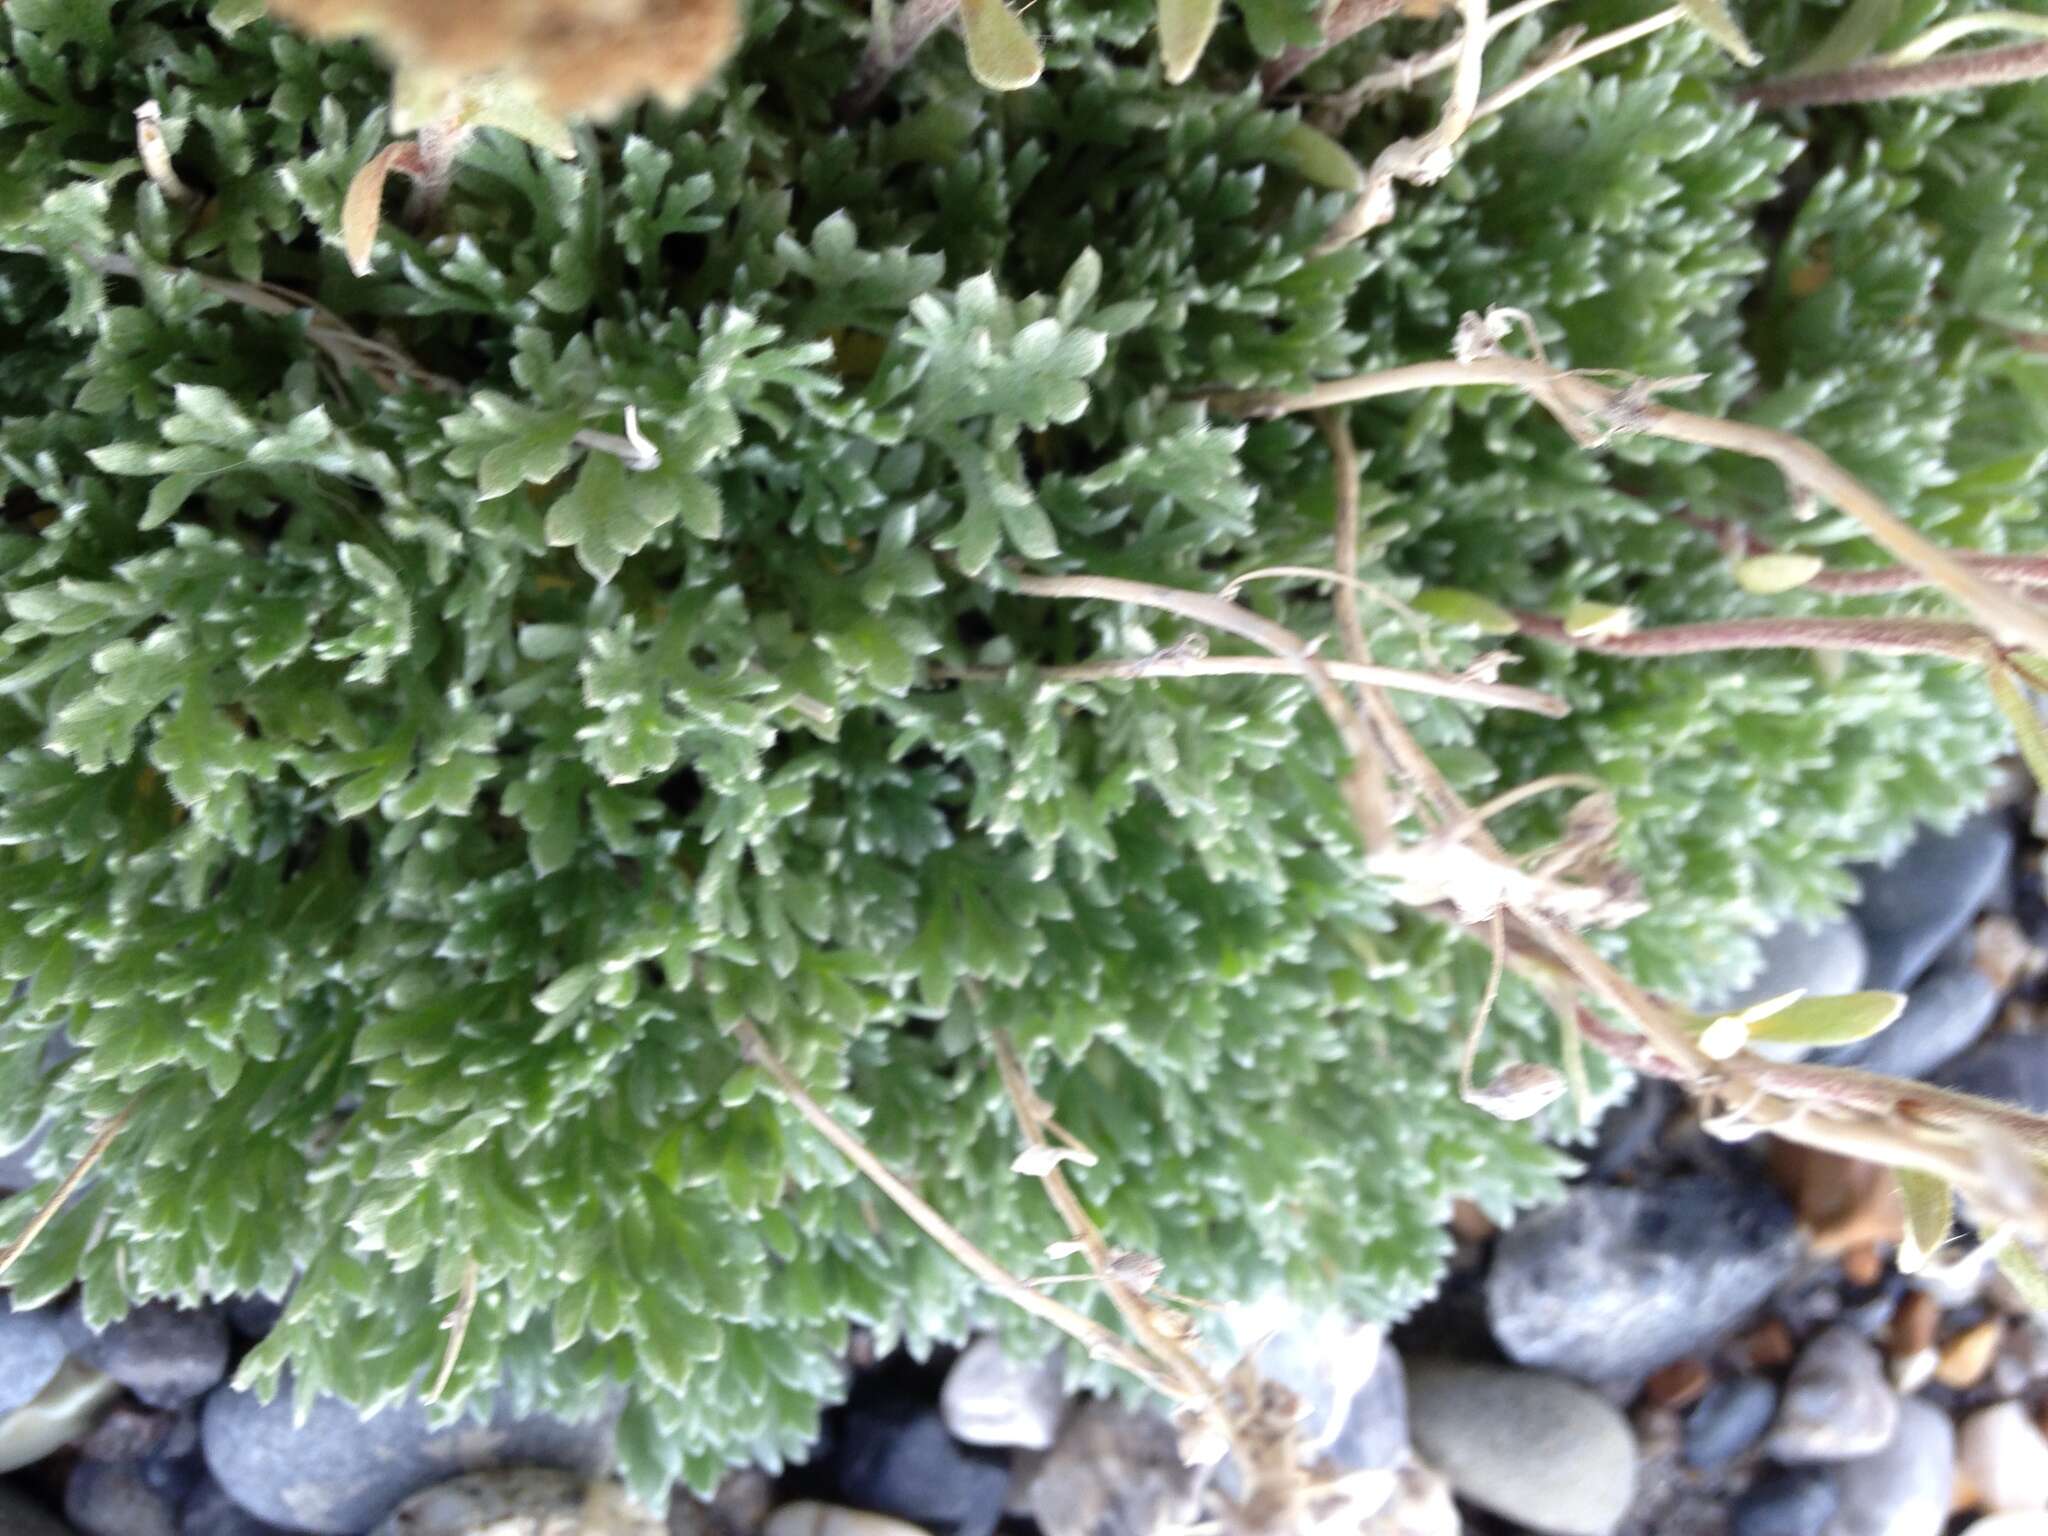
0,0,2043,1498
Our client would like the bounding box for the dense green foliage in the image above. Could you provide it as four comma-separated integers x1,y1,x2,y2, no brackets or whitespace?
1,0,2044,1498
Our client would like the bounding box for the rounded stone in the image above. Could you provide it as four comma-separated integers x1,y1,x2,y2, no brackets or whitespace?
1406,1362,1634,1536
368,1468,662,1536
1733,1469,1837,1536
0,1294,70,1416
1682,1376,1778,1471
1826,1398,1954,1536
1768,1327,1899,1464
939,1337,1065,1451
1485,1177,1800,1389
1853,812,2014,992
1959,1403,2048,1514
200,1384,614,1536
61,1301,229,1410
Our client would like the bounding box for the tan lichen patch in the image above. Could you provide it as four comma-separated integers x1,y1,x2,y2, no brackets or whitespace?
264,0,741,119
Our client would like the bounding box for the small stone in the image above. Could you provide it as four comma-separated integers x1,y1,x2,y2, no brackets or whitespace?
369,1468,663,1536
1682,1376,1778,1471
179,1475,295,1536
1734,1469,1838,1536
1585,1080,1675,1182
939,1338,1065,1451
1854,813,2015,992
1960,1404,2048,1514
669,1470,775,1536
1768,1145,1903,1256
831,1391,1009,1536
1643,1359,1711,1411
79,1402,199,1464
1406,1362,1634,1536
0,1359,122,1474
1815,962,2000,1080
0,1295,69,1415
60,1302,228,1410
200,1382,614,1535
1891,1350,1938,1396
1889,1291,1939,1361
1328,1336,1408,1476
1826,1398,1955,1536
222,1294,287,1342
66,1459,183,1536
1712,915,1870,1015
1842,1244,1885,1289
762,1506,931,1536
1935,1035,2048,1116
1486,1177,1800,1389
1745,1320,1797,1370
1025,1398,1199,1536
0,1485,74,1536
1940,1320,2007,1390
1770,1326,1899,1463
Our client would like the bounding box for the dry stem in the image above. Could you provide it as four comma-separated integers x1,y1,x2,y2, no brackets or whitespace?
934,652,1569,714
733,1020,1175,1393
1512,610,1993,663
0,1102,136,1282
1212,353,2048,654
1738,38,2048,108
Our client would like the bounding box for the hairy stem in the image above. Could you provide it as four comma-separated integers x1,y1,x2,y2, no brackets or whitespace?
1513,610,1991,663
1738,38,2048,108
840,0,961,115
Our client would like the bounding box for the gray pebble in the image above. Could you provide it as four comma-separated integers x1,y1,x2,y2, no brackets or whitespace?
1770,1327,1899,1464
1853,812,2013,992
60,1302,228,1411
1407,1362,1634,1536
65,1460,181,1536
1682,1376,1778,1471
200,1383,614,1536
1825,1398,1954,1536
1712,915,1869,1015
1734,1470,1838,1536
1487,1178,1800,1390
0,1296,68,1416
179,1474,294,1536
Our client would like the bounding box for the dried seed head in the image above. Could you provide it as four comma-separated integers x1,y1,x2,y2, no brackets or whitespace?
1465,1062,1567,1120
265,0,740,119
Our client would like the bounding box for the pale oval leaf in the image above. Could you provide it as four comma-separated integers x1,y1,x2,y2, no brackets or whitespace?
1158,0,1224,83
959,0,1045,90
1679,0,1762,64
1563,601,1636,639
1994,1232,2048,1314
1415,587,1519,635
1745,990,1906,1047
1272,120,1366,193
1894,1167,1952,1274
1735,553,1825,594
